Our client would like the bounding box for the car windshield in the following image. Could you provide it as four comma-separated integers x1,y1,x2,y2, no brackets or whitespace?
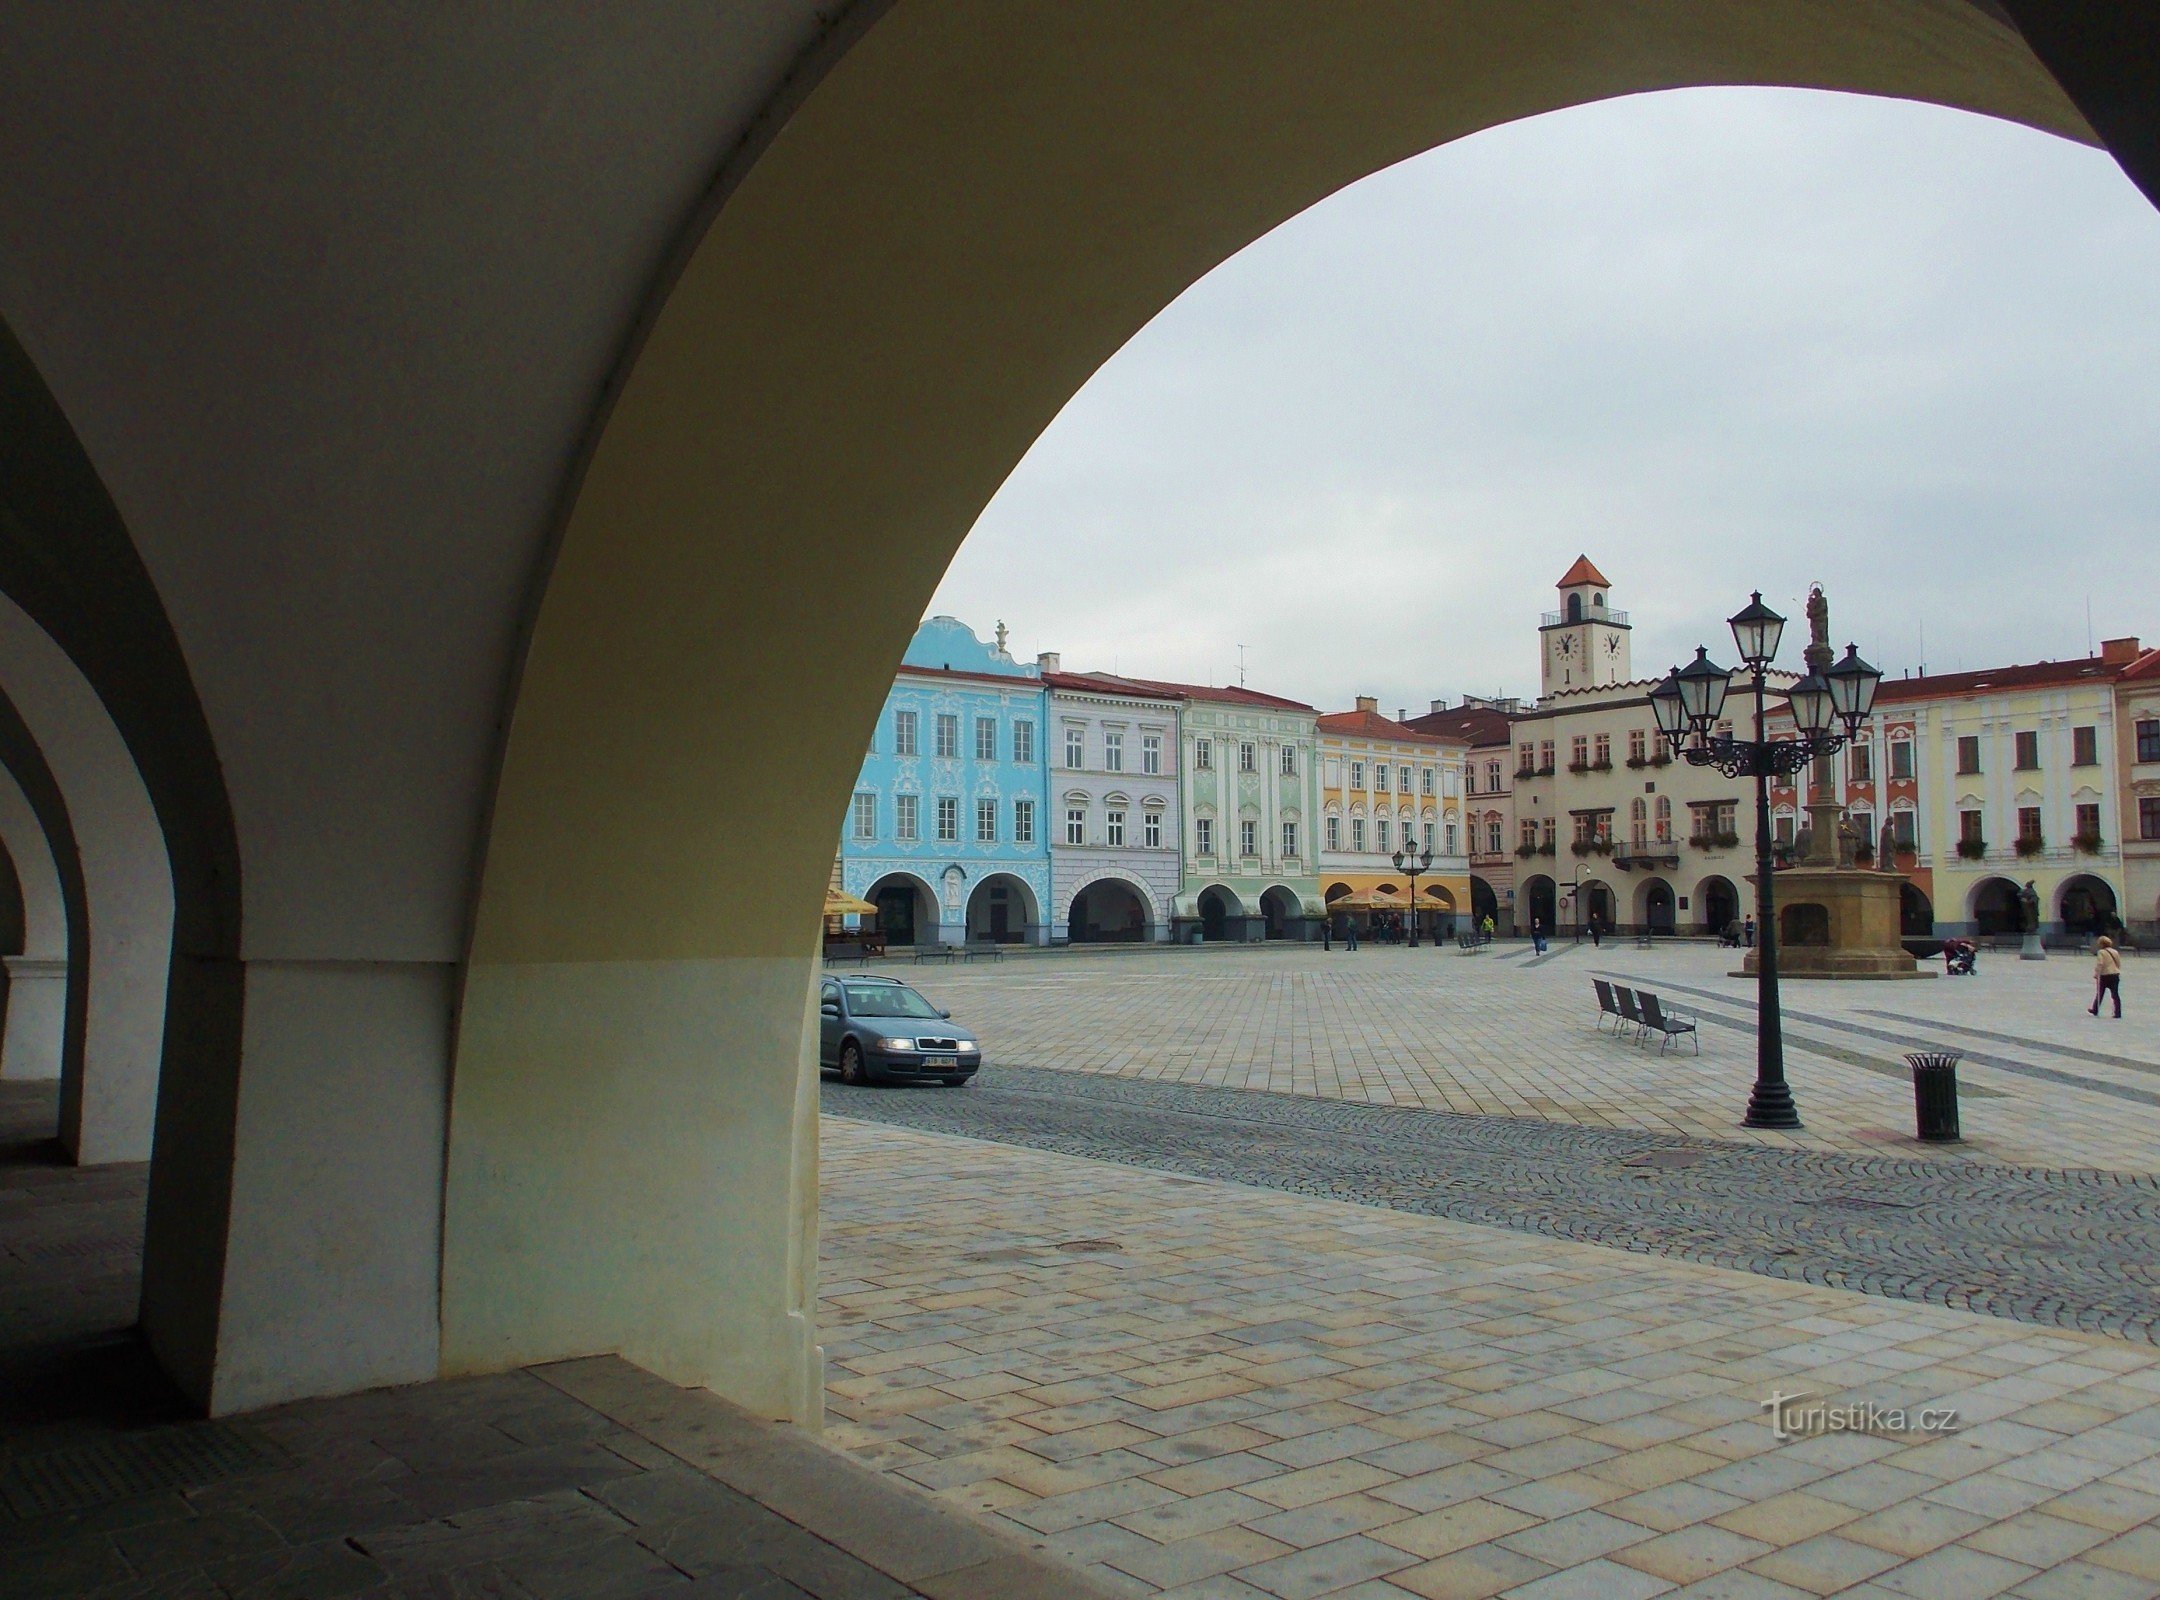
844,984,943,1019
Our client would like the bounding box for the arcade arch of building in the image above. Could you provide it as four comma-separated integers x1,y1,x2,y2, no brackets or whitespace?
0,4,2144,1423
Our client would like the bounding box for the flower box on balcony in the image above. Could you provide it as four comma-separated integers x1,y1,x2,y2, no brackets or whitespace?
1956,838,1988,861
2015,834,2046,858
2074,831,2105,855
1567,760,1592,775
1536,841,1556,856
1625,756,1648,770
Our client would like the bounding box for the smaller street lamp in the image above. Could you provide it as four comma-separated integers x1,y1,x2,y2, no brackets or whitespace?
1392,837,1436,949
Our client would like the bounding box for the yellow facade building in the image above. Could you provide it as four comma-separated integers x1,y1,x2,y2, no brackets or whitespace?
1316,698,1471,931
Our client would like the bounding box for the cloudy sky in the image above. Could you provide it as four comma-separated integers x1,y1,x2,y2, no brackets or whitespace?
930,86,2160,716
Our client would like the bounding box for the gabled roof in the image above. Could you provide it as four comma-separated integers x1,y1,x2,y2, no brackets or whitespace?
2117,647,2160,683
1873,655,2129,703
1315,708,1454,746
1556,554,1611,590
1403,705,1516,748
1056,671,1315,712
1040,670,1181,701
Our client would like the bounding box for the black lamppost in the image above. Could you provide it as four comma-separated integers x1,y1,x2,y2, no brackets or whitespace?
1649,595,1881,1129
1392,838,1435,949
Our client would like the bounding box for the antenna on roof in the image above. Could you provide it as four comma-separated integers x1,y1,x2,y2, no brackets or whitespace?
1237,644,1249,688
2088,595,2096,658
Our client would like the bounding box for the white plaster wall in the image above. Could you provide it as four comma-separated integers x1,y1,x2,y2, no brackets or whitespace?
0,761,67,1080
209,961,452,1413
0,596,171,1160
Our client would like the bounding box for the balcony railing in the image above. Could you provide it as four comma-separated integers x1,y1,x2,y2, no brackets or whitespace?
1541,609,1631,627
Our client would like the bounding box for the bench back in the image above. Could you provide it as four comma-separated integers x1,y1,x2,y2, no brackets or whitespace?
1592,978,1618,1015
1614,986,1643,1024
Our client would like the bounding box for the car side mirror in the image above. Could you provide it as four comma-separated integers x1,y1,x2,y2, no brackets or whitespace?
820,1003,839,1016
938,1008,952,1019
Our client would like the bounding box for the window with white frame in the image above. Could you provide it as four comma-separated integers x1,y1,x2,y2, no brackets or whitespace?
1350,760,1365,790
975,716,997,761
1065,726,1084,768
1487,818,1503,854
1465,766,1476,795
1629,728,1646,763
895,793,919,840
1106,809,1125,846
1849,808,1874,847
1013,798,1035,843
1194,738,1212,771
1486,759,1502,791
935,796,958,841
935,713,959,759
1421,768,1434,796
1144,811,1162,849
1890,735,1915,778
1282,820,1298,857
1326,815,1341,851
1441,822,1453,854
1013,720,1034,764
1848,740,1872,780
1351,817,1366,851
1654,795,1671,841
1194,816,1213,855
1630,797,1647,844
894,709,919,757
1376,818,1390,852
851,792,876,839
1889,806,1915,848
1104,730,1123,772
975,798,997,843
1240,742,1256,773
1398,765,1411,792
1281,746,1297,777
1240,818,1258,856
1065,806,1086,845
1142,733,1161,774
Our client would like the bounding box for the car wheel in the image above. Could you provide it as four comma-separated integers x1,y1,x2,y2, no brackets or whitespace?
839,1040,870,1086
941,1076,968,1087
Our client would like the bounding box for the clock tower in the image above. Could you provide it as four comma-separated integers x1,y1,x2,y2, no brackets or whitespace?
1539,555,1630,695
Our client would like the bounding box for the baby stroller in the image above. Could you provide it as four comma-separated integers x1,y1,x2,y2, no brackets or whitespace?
1942,938,1977,976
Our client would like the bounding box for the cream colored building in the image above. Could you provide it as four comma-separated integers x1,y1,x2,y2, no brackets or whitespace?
1510,559,1777,938
2118,647,2160,943
1316,699,1470,929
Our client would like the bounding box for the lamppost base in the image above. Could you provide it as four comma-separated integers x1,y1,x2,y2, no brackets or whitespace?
1742,1083,1803,1130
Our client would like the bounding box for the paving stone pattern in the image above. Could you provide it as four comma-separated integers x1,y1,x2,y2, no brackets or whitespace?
0,1083,1105,1600
824,1064,2160,1342
822,1115,2160,1600
893,943,2160,1173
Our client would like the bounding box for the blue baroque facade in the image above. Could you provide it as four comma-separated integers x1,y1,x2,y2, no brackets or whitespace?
838,617,1053,945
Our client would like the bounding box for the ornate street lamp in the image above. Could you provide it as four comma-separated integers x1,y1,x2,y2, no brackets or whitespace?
1392,837,1435,949
1657,596,1882,1130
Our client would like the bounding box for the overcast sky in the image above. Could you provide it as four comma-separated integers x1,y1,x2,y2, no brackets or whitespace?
930,86,2160,716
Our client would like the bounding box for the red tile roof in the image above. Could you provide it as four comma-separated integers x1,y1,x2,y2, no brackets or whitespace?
2117,647,2160,683
1404,705,1517,748
1315,708,1456,745
1556,554,1611,589
895,663,1042,689
1051,671,1315,712
1873,655,2130,702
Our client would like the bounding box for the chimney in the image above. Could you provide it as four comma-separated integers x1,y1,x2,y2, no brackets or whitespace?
1396,708,1408,724
1355,695,1379,714
2102,637,2141,664
1430,698,1448,714
1036,651,1061,673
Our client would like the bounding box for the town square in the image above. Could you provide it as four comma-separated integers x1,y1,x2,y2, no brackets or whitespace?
9,13,2160,1600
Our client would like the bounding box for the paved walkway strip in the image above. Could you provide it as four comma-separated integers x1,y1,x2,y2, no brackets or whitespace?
824,1069,2160,1340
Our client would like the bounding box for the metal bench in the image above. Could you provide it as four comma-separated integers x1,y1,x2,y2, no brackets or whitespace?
1592,979,1625,1033
963,942,1004,963
1611,985,1646,1039
913,944,957,964
1636,992,1700,1055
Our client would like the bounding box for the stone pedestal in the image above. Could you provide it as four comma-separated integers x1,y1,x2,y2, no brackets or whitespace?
2021,930,2046,961
1741,864,1926,979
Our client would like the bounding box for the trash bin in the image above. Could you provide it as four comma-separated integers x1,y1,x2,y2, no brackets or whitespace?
1904,1051,1963,1142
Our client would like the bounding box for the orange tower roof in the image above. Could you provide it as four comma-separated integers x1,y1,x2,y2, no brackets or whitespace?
1556,554,1611,589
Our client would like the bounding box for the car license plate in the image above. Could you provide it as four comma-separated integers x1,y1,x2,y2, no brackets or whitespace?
921,1054,957,1067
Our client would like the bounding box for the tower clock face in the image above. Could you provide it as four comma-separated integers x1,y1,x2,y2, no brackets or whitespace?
1555,636,1574,658
1605,636,1621,657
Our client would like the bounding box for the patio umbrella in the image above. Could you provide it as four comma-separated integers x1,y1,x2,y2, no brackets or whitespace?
1324,889,1409,913
824,890,878,917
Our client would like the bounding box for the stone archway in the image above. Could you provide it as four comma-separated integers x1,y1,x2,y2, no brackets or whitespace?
1636,876,1677,936
1523,875,1557,937
869,873,938,948
1260,885,1301,941
1901,881,1935,936
1697,874,1741,936
1068,877,1152,943
2059,874,2119,936
1198,885,1243,943
1972,876,2025,937
968,872,1041,945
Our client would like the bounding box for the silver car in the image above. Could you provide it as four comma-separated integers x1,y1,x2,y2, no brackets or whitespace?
818,974,981,1086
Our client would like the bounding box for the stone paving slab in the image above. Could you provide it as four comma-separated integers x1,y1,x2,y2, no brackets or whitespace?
890,943,2160,1173
819,1114,2160,1600
0,1081,1114,1600
822,1066,2160,1341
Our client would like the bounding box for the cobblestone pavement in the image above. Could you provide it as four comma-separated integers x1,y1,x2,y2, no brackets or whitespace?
0,1083,1104,1600
823,1066,2160,1342
890,942,2160,1173
821,1115,2160,1600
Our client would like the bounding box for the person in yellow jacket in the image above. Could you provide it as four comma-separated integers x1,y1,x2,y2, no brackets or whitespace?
2090,936,2123,1019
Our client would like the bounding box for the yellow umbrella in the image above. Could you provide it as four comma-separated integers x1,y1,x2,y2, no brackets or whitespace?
824,890,878,916
1324,889,1409,913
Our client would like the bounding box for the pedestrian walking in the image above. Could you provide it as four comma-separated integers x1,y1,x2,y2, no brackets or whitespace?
1530,916,1545,955
1743,915,1756,948
1346,920,1359,952
2091,936,2123,1019
1322,919,1332,952
1589,918,1602,949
